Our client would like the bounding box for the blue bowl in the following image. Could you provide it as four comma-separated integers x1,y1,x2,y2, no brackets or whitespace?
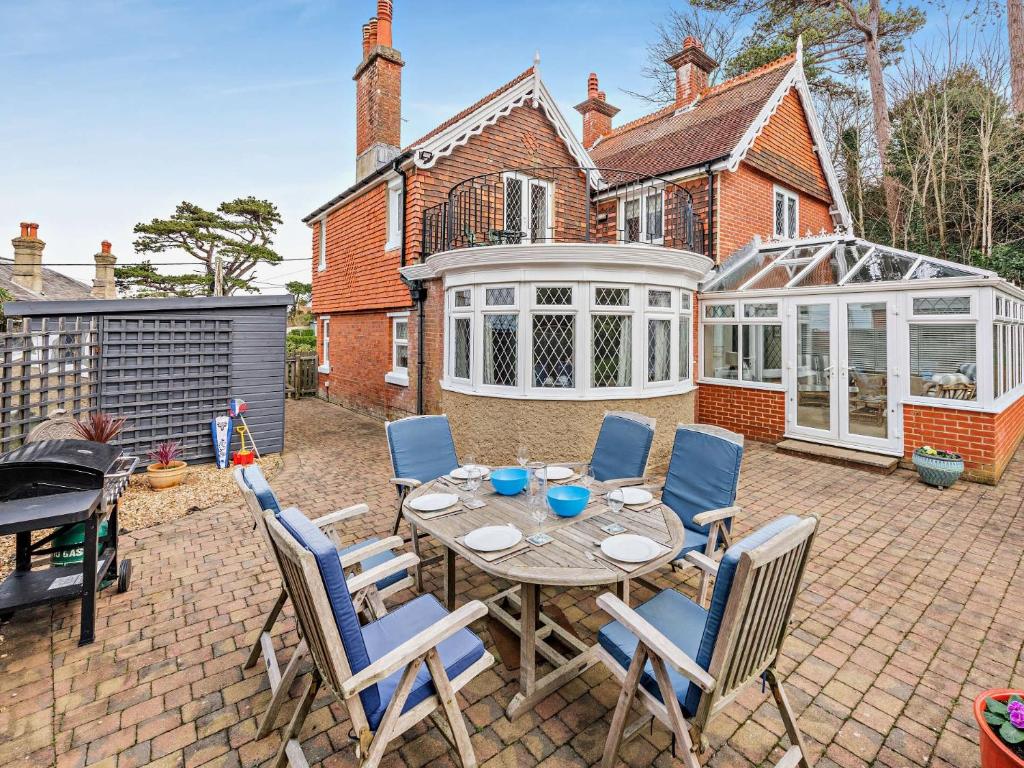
547,485,591,517
490,467,529,495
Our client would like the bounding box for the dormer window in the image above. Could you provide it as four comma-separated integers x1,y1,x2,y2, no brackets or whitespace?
621,189,664,244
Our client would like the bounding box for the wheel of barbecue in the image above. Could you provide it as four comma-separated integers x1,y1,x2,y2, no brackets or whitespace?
117,560,132,593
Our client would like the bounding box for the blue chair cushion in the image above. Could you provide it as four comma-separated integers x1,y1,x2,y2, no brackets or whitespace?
361,594,486,730
598,589,709,717
662,427,742,534
338,536,408,591
240,465,281,514
675,528,709,561
276,507,378,713
590,414,654,482
386,415,460,486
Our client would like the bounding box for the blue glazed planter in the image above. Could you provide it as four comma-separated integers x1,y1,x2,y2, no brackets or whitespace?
912,449,964,489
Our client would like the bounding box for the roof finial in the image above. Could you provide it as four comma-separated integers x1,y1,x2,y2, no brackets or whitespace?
533,49,541,69
796,34,803,65
531,50,541,107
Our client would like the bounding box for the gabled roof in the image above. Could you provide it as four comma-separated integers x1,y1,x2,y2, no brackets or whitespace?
589,54,795,176
0,260,93,301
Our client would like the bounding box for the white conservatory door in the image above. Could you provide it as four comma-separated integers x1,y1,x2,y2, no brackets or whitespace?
785,296,902,455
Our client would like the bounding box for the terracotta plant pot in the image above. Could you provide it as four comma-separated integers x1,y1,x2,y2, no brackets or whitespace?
147,460,187,491
974,689,1024,768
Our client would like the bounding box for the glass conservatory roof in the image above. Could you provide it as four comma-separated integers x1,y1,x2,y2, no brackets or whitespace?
702,236,994,293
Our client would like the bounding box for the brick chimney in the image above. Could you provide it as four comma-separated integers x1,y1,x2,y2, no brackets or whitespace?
92,240,117,299
574,73,620,149
353,0,404,181
11,222,43,294
665,36,718,107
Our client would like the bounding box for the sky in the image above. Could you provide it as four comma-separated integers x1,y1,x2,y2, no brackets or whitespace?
0,0,998,294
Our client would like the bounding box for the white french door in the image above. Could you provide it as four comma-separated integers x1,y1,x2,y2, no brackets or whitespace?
786,295,901,454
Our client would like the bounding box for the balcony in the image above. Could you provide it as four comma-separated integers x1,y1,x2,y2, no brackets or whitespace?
421,166,706,259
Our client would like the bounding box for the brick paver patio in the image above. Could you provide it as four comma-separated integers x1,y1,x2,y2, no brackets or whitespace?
2,397,1023,768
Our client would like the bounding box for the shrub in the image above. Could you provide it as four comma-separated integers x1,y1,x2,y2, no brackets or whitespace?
73,412,126,443
148,440,182,468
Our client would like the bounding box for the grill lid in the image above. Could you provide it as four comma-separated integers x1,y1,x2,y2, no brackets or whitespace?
0,440,123,475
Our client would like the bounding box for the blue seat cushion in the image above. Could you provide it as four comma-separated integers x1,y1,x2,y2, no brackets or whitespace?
674,528,709,561
590,415,654,482
662,427,742,535
361,594,486,730
240,465,281,514
598,589,709,717
338,536,408,591
386,415,460,486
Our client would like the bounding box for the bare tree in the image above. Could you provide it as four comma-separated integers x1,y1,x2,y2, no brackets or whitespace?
1010,0,1024,113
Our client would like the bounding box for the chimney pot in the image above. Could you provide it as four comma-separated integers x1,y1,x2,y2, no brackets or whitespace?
665,36,718,107
19,222,30,238
367,17,378,48
574,71,619,149
588,72,599,98
92,240,117,299
377,0,392,47
362,22,372,56
28,223,39,238
12,221,44,294
101,240,112,254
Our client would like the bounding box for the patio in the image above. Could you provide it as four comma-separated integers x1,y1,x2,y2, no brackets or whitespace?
2,397,1023,768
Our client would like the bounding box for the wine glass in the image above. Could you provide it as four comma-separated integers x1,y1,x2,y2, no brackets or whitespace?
580,463,595,489
464,467,481,502
607,488,625,515
516,445,530,467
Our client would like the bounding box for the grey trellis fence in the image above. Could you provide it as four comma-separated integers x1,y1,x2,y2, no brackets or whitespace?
0,295,292,461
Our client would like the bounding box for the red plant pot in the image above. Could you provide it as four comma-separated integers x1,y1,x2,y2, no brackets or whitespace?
975,689,1024,768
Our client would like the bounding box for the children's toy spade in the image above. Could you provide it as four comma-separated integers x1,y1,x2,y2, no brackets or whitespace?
228,398,260,460
232,425,255,466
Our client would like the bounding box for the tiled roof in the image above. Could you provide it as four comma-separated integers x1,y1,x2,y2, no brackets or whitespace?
589,54,796,178
0,260,93,301
404,67,535,151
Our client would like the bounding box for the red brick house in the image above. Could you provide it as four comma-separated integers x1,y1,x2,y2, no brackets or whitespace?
307,2,1024,482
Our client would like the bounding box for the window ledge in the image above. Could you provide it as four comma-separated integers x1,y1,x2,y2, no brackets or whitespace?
317,364,331,374
385,371,409,387
384,241,402,253
697,378,785,392
441,380,696,401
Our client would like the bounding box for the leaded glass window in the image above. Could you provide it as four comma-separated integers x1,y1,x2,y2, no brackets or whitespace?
453,317,470,380
483,314,517,386
595,287,629,306
533,314,574,388
592,315,632,387
648,318,671,382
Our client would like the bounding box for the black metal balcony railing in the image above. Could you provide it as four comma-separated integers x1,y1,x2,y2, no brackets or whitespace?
421,166,705,259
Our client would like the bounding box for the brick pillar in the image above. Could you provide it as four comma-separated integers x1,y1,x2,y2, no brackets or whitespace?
11,222,43,294
573,72,619,149
353,0,404,181
665,36,718,108
92,240,117,299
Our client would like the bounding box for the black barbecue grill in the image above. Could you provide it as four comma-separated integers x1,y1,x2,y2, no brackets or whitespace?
0,439,138,645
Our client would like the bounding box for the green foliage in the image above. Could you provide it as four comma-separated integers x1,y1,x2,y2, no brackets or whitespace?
286,281,312,304
286,327,316,354
0,285,11,323
119,197,283,297
983,696,1024,746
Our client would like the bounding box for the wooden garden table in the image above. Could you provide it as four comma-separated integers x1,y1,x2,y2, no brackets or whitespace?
403,471,685,719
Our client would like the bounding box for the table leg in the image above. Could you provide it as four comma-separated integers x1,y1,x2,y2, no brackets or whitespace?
80,514,98,646
519,582,538,698
614,578,630,607
444,547,456,611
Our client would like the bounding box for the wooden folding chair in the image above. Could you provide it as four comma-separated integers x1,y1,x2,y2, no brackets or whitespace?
235,466,413,743
596,514,818,768
264,507,495,768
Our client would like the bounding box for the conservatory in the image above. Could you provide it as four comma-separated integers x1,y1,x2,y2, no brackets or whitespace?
698,234,1024,482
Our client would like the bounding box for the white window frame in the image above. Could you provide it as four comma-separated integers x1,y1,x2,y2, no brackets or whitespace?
318,316,330,374
618,188,665,245
903,288,982,407
317,217,327,272
644,288,675,389
502,172,554,245
385,312,410,386
528,284,578,394
773,185,799,240
385,176,404,252
480,284,520,392
679,290,693,382
699,299,785,390
449,290,473,384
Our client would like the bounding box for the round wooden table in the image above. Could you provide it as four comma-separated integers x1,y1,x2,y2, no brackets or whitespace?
403,471,685,719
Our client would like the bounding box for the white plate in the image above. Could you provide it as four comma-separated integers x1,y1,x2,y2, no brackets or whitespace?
541,466,574,481
464,525,523,552
450,464,490,480
619,487,654,506
409,493,459,512
601,534,662,563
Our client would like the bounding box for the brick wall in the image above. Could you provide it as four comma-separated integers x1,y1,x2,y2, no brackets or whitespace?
903,395,1024,483
697,383,786,442
746,90,831,203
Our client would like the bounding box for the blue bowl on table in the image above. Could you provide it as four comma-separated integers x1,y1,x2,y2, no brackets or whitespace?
489,467,529,495
547,485,590,517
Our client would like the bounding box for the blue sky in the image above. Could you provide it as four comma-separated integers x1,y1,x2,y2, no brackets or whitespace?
0,0,997,293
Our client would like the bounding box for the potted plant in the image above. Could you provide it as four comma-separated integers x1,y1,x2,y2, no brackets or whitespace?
146,441,187,491
975,690,1024,767
73,412,126,443
912,445,965,489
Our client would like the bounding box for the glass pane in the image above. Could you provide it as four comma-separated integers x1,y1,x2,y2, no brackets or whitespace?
741,324,782,383
483,314,517,386
646,193,663,239
394,320,408,341
909,323,976,400
743,302,778,318
485,286,515,306
648,289,672,308
708,249,781,292
796,305,831,431
532,314,574,388
703,324,739,379
913,296,970,315
787,197,797,238
746,262,802,290
595,287,629,306
592,315,632,387
909,260,974,280
536,286,572,305
530,183,548,242
704,304,735,319
679,316,690,380
774,193,785,237
647,318,671,382
453,289,471,308
395,342,409,370
680,291,691,310
847,302,888,439
504,178,522,233
846,249,917,283
624,199,640,243
453,317,471,379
